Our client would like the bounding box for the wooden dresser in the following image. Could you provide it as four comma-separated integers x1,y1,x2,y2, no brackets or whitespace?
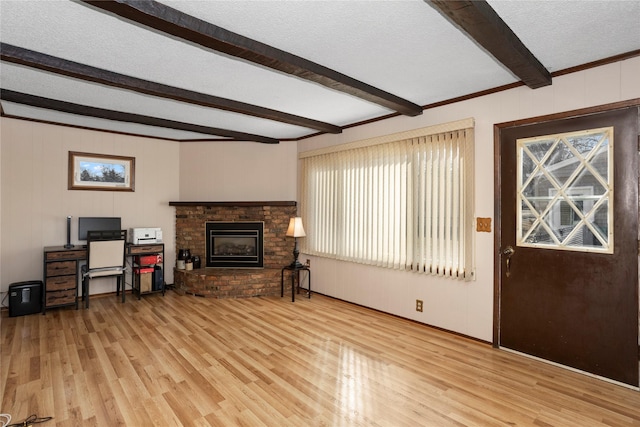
43,246,86,312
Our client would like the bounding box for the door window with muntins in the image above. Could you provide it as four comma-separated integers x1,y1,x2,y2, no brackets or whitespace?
517,127,613,253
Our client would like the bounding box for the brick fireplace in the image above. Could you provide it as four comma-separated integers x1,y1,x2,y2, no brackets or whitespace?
169,201,297,298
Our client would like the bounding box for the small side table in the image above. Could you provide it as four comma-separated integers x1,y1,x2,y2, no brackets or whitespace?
281,265,311,302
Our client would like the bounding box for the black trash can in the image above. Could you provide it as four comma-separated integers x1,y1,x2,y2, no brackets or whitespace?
8,281,43,317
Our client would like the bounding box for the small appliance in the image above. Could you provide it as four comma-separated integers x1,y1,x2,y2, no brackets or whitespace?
130,227,163,244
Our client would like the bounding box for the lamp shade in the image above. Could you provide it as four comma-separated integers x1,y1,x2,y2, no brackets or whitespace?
286,217,306,238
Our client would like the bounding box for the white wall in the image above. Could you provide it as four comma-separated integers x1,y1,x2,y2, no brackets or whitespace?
0,119,180,297
297,57,640,342
179,140,298,201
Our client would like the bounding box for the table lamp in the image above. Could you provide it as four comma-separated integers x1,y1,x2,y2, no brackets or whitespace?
286,217,306,268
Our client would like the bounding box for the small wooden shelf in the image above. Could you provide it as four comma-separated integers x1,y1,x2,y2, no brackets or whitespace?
127,243,165,299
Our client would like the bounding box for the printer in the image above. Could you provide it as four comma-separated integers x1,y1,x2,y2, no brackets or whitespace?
130,227,163,244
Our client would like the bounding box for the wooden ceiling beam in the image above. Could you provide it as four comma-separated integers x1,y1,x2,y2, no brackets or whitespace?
0,90,280,144
80,0,423,117
425,0,551,89
0,43,341,134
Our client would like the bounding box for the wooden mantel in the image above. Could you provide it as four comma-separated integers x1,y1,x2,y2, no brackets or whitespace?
169,201,296,207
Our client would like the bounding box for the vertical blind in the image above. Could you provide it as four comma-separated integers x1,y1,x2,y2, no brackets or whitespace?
300,121,474,280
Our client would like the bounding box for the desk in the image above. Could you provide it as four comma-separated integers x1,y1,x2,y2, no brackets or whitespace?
43,243,165,312
281,265,311,302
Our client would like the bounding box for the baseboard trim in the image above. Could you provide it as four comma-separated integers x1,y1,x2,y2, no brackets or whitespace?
312,291,491,346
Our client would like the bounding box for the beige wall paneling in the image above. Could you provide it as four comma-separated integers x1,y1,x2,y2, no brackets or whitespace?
178,140,298,201
0,119,180,296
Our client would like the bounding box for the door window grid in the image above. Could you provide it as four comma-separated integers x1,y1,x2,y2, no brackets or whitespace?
516,127,613,253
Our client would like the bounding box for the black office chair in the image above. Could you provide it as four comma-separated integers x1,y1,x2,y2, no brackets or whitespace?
81,229,127,308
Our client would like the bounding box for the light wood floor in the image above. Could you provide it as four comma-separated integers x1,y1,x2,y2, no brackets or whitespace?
2,291,639,426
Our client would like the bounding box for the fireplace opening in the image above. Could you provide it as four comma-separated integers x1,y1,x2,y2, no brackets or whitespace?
206,221,264,268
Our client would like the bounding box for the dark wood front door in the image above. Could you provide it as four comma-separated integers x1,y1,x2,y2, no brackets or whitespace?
497,107,639,387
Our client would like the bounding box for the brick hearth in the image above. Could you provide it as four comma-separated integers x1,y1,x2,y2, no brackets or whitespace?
173,268,282,298
169,201,297,298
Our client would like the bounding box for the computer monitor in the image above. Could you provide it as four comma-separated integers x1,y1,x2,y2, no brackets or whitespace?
78,217,121,241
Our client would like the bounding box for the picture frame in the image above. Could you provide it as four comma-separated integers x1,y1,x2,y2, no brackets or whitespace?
68,151,135,192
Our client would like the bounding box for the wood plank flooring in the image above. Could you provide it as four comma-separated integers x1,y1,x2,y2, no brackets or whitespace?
2,291,639,426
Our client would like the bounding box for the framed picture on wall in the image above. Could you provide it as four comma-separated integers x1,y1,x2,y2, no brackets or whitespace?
68,151,135,192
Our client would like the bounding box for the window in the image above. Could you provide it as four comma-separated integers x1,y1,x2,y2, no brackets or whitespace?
517,127,613,252
299,119,475,279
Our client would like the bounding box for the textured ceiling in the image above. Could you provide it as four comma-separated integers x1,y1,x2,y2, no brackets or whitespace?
1,0,639,143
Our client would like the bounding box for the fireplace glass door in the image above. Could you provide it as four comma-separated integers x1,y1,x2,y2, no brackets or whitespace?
206,222,264,268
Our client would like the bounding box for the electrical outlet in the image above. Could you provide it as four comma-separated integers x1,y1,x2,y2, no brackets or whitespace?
416,299,423,312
